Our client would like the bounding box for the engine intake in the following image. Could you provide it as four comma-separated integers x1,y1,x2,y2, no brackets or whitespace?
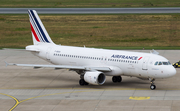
84,71,106,85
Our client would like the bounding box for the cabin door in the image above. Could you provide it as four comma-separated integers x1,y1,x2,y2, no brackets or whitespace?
46,47,51,60
142,57,149,70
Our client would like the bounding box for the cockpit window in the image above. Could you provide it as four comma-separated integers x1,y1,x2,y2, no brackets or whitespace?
163,62,168,65
154,61,171,65
158,62,162,65
154,62,158,65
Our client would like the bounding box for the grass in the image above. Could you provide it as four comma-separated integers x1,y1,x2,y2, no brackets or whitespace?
0,14,180,49
0,0,180,8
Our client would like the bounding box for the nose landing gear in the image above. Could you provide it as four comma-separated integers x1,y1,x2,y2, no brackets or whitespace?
149,78,156,90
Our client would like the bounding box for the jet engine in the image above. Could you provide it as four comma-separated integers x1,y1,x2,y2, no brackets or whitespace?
84,71,106,85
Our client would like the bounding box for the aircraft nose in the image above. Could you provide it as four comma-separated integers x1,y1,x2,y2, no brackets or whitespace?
168,67,176,77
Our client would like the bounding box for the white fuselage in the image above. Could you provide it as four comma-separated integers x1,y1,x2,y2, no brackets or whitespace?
28,43,176,79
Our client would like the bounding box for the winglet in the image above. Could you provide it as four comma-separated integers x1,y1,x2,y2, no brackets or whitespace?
4,61,17,67
150,49,159,55
4,61,9,67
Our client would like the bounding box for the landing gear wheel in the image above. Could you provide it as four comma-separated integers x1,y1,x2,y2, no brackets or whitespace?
79,79,85,86
150,85,156,90
79,79,89,86
117,76,122,82
112,76,122,83
112,76,117,83
84,82,89,85
149,78,156,90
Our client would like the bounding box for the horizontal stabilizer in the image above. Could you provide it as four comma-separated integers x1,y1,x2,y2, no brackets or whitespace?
3,48,26,51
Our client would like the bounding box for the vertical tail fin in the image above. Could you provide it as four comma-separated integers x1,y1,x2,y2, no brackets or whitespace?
28,10,54,45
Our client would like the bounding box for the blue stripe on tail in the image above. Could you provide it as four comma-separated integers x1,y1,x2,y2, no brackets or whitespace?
28,11,45,42
30,10,50,43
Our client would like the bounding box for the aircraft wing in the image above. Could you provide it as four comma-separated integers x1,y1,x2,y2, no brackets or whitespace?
5,62,111,72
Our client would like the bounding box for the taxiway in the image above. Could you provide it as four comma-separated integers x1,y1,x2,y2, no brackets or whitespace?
0,49,180,111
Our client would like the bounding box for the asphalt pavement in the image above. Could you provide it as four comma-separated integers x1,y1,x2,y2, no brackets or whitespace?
0,49,180,111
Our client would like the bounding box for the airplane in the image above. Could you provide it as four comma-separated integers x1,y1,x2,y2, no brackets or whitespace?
6,10,176,90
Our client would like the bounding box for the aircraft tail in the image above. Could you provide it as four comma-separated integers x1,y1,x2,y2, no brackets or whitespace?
28,10,54,45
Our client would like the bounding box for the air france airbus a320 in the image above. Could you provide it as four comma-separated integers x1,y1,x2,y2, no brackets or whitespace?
6,10,176,90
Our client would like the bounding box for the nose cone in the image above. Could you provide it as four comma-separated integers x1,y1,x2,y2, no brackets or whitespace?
168,66,176,77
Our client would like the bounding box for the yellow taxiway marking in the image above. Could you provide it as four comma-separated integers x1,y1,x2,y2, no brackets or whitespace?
129,96,150,100
0,93,20,111
0,90,101,111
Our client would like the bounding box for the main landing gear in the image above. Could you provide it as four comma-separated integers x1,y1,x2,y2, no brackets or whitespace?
79,79,89,86
149,78,156,90
76,70,89,86
112,76,122,83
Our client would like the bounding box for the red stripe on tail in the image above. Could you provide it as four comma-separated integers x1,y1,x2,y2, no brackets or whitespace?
30,23,40,42
138,57,143,60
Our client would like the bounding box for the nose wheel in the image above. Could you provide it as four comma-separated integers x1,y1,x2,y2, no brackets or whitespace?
150,84,156,90
149,78,156,90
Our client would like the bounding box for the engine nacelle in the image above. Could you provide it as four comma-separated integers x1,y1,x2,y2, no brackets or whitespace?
84,71,106,85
